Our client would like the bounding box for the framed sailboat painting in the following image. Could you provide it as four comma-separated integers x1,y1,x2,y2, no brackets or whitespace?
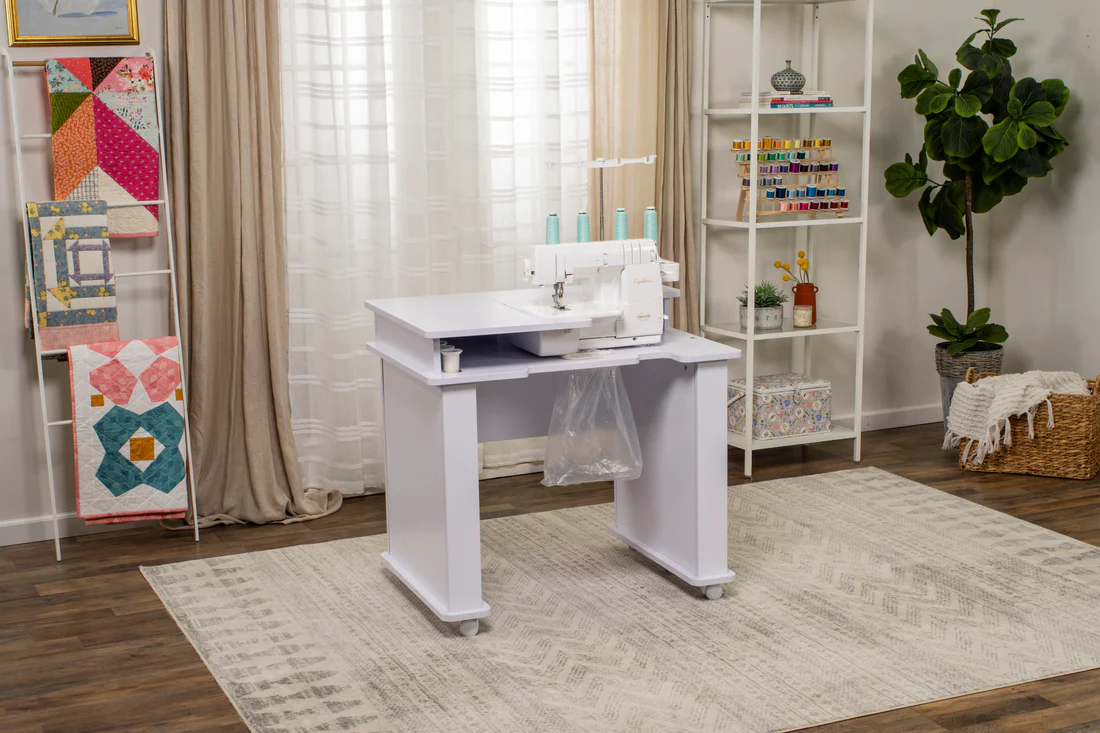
6,0,138,47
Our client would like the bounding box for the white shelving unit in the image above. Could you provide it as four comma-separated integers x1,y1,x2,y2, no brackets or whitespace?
699,0,874,476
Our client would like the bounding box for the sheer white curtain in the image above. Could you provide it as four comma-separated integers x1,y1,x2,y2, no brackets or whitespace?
279,0,588,494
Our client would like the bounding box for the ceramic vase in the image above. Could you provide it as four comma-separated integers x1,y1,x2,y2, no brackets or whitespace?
770,60,806,94
792,282,819,324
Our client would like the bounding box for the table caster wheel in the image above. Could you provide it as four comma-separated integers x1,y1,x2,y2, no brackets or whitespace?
459,619,479,637
703,585,723,600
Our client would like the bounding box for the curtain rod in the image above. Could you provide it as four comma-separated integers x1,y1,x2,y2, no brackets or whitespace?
12,60,45,67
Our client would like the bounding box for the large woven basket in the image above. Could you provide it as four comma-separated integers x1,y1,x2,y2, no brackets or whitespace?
958,368,1100,480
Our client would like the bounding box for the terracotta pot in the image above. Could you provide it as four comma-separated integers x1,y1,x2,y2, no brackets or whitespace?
792,282,819,324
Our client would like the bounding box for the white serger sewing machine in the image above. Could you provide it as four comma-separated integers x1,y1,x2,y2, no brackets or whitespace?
501,239,681,356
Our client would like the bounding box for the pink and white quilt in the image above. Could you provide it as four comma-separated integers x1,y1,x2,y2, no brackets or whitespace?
69,337,189,524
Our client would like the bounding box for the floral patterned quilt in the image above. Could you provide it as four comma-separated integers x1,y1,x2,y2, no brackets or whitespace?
45,57,160,237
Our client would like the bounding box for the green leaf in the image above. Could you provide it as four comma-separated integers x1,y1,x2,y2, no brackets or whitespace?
941,308,962,337
976,323,1008,343
1017,122,1037,150
948,68,962,89
917,49,939,77
1040,78,1070,116
980,53,1011,79
983,118,1020,162
917,186,938,236
1019,101,1056,127
1000,171,1029,195
1010,77,1045,108
971,176,1005,214
982,38,1017,58
1012,146,1051,178
898,63,937,99
993,18,1022,32
930,312,945,328
981,155,1012,185
986,71,1015,116
980,8,1000,25
965,307,991,332
928,325,955,341
924,116,947,160
916,84,955,115
961,71,993,103
1007,98,1023,118
955,93,983,117
956,44,983,72
933,186,966,239
918,147,928,173
948,338,980,356
1034,125,1067,158
884,162,929,198
941,114,988,158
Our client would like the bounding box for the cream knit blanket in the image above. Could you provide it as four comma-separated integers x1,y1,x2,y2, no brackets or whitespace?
944,371,1090,464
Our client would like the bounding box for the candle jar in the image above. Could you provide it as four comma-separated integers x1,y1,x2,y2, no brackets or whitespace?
793,305,814,328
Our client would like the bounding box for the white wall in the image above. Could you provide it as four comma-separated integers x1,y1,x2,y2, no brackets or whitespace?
0,3,168,544
693,0,1097,430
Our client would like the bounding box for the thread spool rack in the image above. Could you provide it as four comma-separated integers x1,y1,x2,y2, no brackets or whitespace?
732,139,849,221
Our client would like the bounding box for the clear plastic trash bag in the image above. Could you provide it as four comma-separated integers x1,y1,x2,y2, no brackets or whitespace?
541,367,643,486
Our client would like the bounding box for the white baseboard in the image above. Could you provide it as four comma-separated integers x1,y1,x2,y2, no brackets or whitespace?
0,511,150,548
835,402,944,432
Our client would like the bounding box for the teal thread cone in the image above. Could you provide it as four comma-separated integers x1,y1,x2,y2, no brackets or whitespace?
613,207,628,240
643,206,658,245
545,213,560,245
576,211,591,243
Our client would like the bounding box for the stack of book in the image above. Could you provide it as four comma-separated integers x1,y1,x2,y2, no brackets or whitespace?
739,92,833,109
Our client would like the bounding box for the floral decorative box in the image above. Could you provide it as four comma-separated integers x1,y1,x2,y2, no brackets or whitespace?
727,373,831,439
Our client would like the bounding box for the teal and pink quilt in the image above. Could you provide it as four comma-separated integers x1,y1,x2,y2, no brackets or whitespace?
69,337,189,524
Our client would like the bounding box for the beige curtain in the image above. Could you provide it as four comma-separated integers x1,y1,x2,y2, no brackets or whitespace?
588,0,659,240
656,0,699,333
164,0,341,525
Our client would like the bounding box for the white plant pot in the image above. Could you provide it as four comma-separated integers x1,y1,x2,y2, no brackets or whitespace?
740,305,784,331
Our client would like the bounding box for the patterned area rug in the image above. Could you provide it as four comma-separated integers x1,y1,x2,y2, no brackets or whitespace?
143,468,1100,732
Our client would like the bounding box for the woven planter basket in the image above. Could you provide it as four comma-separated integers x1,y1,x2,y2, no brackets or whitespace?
935,342,1004,379
958,368,1100,480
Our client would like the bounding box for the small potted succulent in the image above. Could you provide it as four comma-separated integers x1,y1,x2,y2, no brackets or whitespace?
739,281,788,331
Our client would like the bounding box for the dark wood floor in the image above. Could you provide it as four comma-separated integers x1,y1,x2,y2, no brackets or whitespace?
3,422,1100,733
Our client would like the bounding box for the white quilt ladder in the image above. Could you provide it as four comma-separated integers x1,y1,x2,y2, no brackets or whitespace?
2,47,199,560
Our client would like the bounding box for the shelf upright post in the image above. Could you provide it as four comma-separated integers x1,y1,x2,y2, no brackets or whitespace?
699,3,712,333
853,0,875,461
743,0,763,476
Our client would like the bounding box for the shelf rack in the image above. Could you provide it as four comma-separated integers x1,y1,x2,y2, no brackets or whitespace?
698,0,874,476
2,49,199,560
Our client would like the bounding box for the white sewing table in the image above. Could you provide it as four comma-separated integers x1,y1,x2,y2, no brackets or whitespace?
366,289,741,636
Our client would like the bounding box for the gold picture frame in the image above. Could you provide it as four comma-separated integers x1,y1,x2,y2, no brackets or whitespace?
6,0,139,47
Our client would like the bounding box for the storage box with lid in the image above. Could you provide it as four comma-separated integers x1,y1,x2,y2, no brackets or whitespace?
727,373,831,439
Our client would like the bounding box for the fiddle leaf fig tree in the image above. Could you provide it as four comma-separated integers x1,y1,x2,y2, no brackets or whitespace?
884,10,1070,342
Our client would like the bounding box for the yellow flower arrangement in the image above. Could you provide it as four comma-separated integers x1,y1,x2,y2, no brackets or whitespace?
774,253,811,284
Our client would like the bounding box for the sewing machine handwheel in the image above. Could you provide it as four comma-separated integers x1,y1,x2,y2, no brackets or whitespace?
702,585,724,600
458,619,479,637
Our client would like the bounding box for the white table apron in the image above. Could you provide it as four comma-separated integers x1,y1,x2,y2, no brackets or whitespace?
367,290,740,636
